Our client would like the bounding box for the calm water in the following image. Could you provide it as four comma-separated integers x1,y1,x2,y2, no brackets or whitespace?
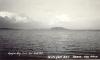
0,29,100,59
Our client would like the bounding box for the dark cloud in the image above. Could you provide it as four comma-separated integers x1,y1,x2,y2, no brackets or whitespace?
0,11,45,29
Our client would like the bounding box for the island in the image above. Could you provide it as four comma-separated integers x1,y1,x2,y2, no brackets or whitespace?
51,27,69,30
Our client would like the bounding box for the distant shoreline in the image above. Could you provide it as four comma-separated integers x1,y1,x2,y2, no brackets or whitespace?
0,28,100,31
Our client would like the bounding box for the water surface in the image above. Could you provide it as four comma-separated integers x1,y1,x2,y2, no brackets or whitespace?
0,29,100,59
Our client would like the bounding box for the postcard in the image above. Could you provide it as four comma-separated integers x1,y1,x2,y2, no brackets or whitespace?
0,0,100,60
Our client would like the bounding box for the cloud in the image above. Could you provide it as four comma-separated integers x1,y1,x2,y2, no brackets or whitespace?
0,11,29,23
0,11,43,29
0,0,100,29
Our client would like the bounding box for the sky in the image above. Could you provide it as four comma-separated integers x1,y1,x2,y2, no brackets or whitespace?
0,0,100,29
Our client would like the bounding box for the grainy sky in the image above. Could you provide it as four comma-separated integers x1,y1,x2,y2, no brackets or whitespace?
0,0,100,29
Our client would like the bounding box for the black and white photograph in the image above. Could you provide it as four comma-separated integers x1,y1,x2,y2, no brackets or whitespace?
0,0,100,60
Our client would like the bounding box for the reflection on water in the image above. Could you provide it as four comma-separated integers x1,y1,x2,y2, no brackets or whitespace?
0,29,100,60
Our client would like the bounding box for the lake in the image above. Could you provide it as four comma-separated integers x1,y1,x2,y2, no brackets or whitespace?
0,29,100,60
